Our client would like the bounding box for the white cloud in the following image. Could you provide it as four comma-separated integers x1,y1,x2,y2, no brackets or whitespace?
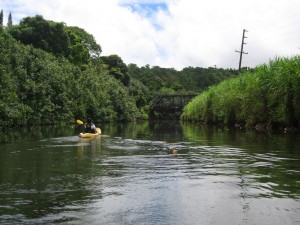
1,0,300,69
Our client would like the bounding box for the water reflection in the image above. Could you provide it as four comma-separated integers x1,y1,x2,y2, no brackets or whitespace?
0,122,299,225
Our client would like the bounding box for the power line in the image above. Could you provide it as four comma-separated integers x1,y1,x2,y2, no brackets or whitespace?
248,12,300,32
246,12,300,47
247,28,300,47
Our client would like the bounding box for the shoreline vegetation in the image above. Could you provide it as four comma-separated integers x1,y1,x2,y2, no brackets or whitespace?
1,13,299,132
181,56,300,131
0,14,238,127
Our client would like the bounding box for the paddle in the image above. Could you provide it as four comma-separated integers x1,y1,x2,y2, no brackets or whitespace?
76,119,84,125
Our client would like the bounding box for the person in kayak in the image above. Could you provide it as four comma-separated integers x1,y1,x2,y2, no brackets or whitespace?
84,118,97,133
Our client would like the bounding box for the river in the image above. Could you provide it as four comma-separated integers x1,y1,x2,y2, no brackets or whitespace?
0,121,299,225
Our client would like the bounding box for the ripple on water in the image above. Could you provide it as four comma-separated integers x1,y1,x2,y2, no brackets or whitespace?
1,133,300,225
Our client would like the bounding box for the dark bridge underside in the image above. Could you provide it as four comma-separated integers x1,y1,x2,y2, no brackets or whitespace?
150,94,197,119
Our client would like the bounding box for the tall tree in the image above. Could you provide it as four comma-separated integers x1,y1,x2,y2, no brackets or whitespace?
9,15,69,57
100,54,130,86
67,26,102,59
7,12,12,27
0,10,3,27
9,16,102,66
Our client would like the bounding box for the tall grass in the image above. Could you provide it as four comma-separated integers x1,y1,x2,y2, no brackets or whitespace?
181,56,300,128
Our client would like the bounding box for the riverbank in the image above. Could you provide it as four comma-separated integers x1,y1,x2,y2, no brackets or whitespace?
181,56,300,130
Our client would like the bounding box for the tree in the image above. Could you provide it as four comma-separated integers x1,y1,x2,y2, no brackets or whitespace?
66,26,102,66
66,26,102,59
0,10,3,27
0,30,139,125
9,15,69,57
9,16,102,66
7,12,12,28
100,54,130,86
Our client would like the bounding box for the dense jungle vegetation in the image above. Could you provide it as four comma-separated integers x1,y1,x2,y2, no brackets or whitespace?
182,56,300,129
0,13,238,126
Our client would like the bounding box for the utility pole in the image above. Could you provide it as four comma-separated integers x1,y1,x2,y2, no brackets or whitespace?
235,29,248,71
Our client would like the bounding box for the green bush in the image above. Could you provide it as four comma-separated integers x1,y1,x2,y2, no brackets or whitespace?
182,56,300,128
0,30,138,126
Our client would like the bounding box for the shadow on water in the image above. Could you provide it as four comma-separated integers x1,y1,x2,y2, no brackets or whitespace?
0,125,78,144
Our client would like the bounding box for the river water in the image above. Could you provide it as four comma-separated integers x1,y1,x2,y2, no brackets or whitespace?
0,121,299,225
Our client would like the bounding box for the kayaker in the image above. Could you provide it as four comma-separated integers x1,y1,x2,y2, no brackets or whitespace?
84,118,97,133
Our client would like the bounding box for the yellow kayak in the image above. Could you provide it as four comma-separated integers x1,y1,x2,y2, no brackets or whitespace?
79,128,101,138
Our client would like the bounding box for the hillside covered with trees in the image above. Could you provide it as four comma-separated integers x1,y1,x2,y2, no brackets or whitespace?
0,13,240,126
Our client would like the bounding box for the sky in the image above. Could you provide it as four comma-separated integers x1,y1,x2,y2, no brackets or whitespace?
1,0,300,70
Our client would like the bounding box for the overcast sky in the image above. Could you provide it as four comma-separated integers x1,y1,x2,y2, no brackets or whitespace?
1,0,300,70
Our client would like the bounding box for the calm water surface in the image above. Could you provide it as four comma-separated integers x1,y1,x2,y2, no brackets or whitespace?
0,122,299,225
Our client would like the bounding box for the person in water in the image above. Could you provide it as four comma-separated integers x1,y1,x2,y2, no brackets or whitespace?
84,118,97,133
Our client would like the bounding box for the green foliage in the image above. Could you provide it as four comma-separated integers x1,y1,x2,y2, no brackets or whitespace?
66,26,102,59
67,30,90,65
0,30,138,126
100,54,130,86
9,15,69,57
2,13,240,126
128,64,238,95
128,77,151,119
7,12,12,28
182,56,300,128
0,10,3,27
8,15,101,67
170,82,184,91
66,26,102,67
77,67,138,122
4,13,298,127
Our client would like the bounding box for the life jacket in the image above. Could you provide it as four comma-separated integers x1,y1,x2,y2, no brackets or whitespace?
85,123,94,133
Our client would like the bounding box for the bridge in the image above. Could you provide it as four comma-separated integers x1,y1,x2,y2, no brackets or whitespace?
149,94,197,119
